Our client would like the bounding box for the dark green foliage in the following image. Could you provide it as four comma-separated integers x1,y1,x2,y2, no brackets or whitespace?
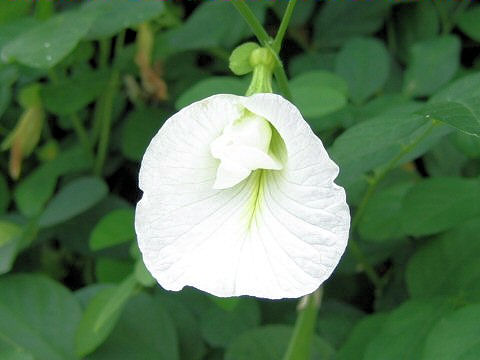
1,1,480,359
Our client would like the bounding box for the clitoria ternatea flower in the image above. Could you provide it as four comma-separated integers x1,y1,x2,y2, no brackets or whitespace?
135,93,350,299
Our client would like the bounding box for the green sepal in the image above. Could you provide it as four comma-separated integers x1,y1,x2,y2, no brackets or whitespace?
229,42,260,75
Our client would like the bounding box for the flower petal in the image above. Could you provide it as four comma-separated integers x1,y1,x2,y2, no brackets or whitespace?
135,93,350,299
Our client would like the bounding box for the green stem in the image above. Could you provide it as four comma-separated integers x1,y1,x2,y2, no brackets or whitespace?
231,0,272,46
99,38,111,69
94,70,119,176
283,288,323,360
71,113,93,158
349,121,438,287
231,1,293,101
273,0,298,53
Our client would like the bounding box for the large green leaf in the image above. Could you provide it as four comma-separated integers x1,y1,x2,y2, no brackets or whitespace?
316,301,365,348
1,8,97,69
41,70,109,116
82,0,164,40
422,304,480,360
290,70,348,118
0,221,22,275
161,2,266,53
401,177,480,236
364,299,455,360
89,208,135,251
14,146,92,218
337,313,388,360
330,114,450,186
121,108,166,162
225,325,334,360
0,274,82,360
335,37,390,104
421,96,480,136
200,298,260,348
406,217,480,301
39,177,108,228
87,292,179,360
458,5,480,42
159,293,206,360
359,182,415,242
314,1,390,47
403,36,460,97
75,276,137,358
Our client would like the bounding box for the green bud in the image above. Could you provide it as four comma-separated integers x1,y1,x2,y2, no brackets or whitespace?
229,42,260,76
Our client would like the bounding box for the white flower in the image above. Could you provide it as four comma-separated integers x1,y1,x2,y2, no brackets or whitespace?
135,93,350,299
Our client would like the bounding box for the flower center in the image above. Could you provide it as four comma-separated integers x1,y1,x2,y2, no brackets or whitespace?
210,111,283,189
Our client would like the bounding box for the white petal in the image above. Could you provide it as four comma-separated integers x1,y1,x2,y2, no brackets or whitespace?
135,93,350,299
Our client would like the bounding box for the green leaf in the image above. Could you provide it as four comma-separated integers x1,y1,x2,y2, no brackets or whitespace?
314,1,390,48
158,293,207,360
364,299,455,360
337,313,388,360
225,325,334,360
82,0,165,40
0,336,34,360
423,304,480,360
289,52,336,77
175,77,246,110
0,274,82,360
229,42,259,76
39,176,108,228
317,301,365,348
1,8,97,69
403,36,460,97
200,298,260,348
75,275,137,358
14,146,92,218
95,258,133,284
393,1,440,62
290,70,348,118
121,108,166,162
335,37,390,104
420,96,480,136
0,221,22,275
458,6,480,42
401,177,480,236
87,292,179,360
89,208,135,251
134,260,155,288
0,1,31,24
161,2,266,53
430,72,480,102
41,70,109,116
359,182,414,242
330,114,449,186
406,217,480,301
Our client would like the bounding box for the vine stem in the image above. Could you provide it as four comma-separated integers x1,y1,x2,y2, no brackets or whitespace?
349,120,438,288
283,288,323,360
272,0,298,53
231,0,271,46
231,0,294,101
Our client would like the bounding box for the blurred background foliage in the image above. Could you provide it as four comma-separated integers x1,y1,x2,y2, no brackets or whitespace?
1,0,480,359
